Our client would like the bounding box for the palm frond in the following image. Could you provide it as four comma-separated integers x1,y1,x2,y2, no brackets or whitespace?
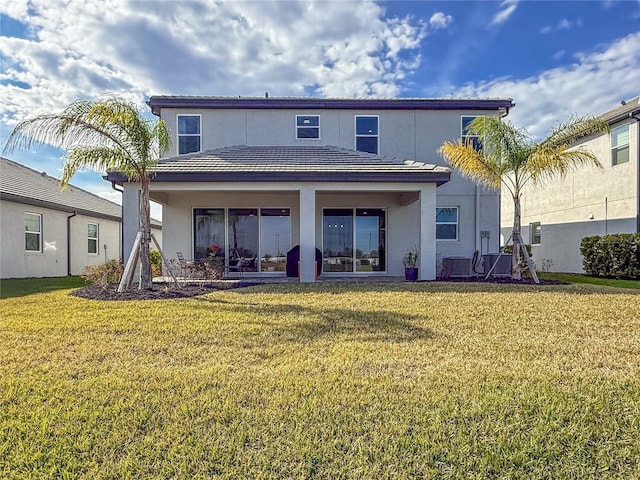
542,115,610,149
438,140,503,191
527,145,603,184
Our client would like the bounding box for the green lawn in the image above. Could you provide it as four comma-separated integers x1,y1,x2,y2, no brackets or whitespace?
540,272,640,290
0,276,86,299
1,282,639,479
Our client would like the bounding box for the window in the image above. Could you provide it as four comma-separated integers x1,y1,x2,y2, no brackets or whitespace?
530,221,541,245
355,116,379,154
177,114,201,154
25,212,42,252
461,116,483,151
611,124,629,166
323,208,386,273
436,207,458,240
88,223,99,254
296,115,320,139
260,209,291,272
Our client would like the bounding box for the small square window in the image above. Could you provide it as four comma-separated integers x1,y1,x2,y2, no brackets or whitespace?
296,115,320,139
530,222,541,245
436,207,458,240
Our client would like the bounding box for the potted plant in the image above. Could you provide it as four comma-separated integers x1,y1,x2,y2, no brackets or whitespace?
402,246,419,281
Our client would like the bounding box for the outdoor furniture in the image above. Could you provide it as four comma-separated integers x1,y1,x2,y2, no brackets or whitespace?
176,252,195,278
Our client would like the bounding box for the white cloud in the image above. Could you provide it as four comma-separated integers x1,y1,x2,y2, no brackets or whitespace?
0,0,428,125
540,17,582,34
491,0,518,26
454,31,640,140
429,12,453,30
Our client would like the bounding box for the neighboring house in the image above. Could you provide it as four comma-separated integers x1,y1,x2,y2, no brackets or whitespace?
107,96,515,282
0,157,162,279
500,97,640,273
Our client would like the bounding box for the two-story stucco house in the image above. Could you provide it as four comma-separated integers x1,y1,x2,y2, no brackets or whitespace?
501,97,640,273
107,96,514,282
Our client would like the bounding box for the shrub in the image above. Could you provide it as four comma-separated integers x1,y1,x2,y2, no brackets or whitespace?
581,233,640,279
80,260,124,289
501,244,533,273
149,250,162,278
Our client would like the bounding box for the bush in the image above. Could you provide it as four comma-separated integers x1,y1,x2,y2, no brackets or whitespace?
501,243,533,272
80,260,124,289
581,233,640,279
149,250,162,278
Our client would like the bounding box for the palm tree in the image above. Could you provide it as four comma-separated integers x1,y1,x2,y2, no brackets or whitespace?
439,115,609,281
3,96,170,290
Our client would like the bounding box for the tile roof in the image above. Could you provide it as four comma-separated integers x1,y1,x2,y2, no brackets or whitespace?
108,145,451,185
600,96,640,124
1,157,122,220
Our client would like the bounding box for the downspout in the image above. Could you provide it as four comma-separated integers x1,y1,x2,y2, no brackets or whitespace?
67,211,77,275
632,110,640,233
111,181,124,263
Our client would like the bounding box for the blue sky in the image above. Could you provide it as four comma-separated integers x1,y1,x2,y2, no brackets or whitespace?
1,0,639,220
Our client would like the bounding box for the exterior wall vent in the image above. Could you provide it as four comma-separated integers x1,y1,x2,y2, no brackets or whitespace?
442,256,473,278
482,253,511,276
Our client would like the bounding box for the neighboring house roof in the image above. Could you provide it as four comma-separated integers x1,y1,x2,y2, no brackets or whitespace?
106,145,452,186
147,95,515,116
600,96,640,124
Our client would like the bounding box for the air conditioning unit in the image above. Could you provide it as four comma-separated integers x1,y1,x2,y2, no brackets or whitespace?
442,256,473,278
482,253,511,276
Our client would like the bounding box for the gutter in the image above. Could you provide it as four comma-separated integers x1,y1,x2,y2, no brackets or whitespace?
632,109,640,233
111,181,125,263
67,211,77,275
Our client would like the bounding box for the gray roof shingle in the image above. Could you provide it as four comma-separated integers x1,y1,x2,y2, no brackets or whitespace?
1,157,122,220
107,145,451,185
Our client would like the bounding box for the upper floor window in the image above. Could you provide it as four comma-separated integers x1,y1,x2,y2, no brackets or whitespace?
177,114,201,154
611,124,629,166
296,115,320,139
25,212,42,252
461,116,483,151
436,207,458,241
355,116,379,154
88,223,99,254
529,221,541,245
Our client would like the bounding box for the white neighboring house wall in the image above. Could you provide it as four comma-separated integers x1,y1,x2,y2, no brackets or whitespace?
500,98,640,273
0,200,121,278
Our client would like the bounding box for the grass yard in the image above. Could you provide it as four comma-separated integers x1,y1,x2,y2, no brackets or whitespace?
1,282,639,479
0,276,86,299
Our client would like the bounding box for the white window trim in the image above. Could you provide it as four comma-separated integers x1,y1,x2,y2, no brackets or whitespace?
355,115,380,154
25,212,42,253
529,221,541,245
88,222,99,255
611,124,630,166
461,115,482,147
177,114,202,155
295,115,321,140
436,206,459,241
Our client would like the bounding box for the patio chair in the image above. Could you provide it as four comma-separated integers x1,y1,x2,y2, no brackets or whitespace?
176,252,195,278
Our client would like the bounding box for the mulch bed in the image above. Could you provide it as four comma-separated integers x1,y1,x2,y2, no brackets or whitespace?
71,276,566,301
70,281,265,301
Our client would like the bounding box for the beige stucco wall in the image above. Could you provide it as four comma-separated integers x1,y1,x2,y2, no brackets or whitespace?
0,200,121,278
501,118,639,272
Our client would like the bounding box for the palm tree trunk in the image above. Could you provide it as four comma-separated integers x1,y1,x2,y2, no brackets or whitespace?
139,177,152,290
511,194,523,280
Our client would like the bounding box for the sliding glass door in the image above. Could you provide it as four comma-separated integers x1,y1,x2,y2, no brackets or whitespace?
194,208,290,273
323,208,386,273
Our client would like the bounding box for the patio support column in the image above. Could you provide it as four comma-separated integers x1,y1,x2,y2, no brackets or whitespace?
122,184,141,264
419,185,437,280
299,185,317,283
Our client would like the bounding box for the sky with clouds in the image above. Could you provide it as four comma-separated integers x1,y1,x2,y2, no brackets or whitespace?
1,0,639,219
